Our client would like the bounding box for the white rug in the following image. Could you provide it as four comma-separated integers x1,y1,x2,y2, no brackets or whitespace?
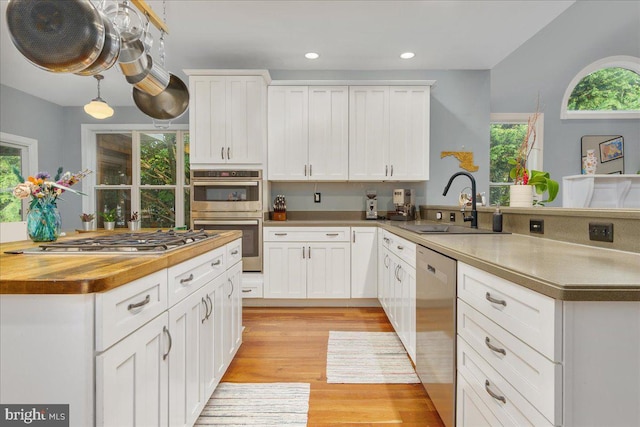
326,331,420,384
195,382,310,426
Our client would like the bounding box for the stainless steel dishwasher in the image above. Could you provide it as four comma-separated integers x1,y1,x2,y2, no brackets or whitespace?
416,245,456,427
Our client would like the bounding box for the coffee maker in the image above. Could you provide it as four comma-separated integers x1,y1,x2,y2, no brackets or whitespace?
390,188,416,221
366,190,378,220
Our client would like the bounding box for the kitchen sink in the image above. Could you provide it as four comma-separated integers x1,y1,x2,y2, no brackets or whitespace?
396,223,508,235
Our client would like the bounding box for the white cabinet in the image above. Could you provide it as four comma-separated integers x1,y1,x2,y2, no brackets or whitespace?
188,74,267,166
377,230,416,362
263,227,351,298
351,227,378,298
349,86,430,181
96,313,169,427
268,86,348,180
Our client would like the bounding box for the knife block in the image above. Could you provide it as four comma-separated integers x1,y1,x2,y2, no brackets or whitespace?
272,211,287,221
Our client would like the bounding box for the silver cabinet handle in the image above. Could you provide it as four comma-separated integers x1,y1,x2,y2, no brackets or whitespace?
303,246,305,259
390,165,393,176
308,246,311,259
353,230,356,243
485,337,507,356
211,259,222,267
275,233,288,236
163,326,172,361
383,237,390,243
385,165,388,176
228,278,234,299
309,164,312,176
231,249,239,255
206,294,213,319
201,297,209,323
227,147,230,160
180,274,194,285
128,294,150,311
485,292,507,307
304,164,307,176
384,254,390,268
242,289,251,293
397,245,404,250
394,265,401,281
326,233,339,236
221,147,225,160
484,380,506,404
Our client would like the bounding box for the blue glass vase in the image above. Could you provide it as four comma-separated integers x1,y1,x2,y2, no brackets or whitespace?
27,201,62,242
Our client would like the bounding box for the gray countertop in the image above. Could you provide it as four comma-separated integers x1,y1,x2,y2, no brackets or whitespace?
264,219,640,301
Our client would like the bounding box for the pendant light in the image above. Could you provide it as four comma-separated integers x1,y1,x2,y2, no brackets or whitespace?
84,74,114,119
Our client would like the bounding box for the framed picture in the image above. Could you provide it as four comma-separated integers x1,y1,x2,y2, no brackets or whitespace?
581,135,624,174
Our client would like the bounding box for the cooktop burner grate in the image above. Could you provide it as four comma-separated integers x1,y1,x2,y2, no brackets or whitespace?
35,230,217,253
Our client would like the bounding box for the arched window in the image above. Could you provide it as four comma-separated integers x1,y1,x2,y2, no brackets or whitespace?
561,55,640,119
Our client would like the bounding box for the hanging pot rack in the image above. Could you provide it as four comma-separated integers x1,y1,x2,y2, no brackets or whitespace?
130,0,169,34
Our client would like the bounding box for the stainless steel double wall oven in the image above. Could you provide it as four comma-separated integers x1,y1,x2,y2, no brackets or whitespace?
191,170,263,271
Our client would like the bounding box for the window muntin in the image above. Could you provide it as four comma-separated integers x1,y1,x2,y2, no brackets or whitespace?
561,55,640,119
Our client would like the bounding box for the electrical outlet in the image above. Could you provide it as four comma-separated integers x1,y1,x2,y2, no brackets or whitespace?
530,219,544,234
589,222,614,242
449,212,456,222
436,211,443,220
314,192,321,203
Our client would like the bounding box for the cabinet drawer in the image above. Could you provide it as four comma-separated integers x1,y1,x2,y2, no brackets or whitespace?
384,230,416,268
264,227,350,242
457,374,501,427
227,238,242,265
95,270,168,351
168,247,226,307
457,263,562,361
241,285,263,298
458,300,561,424
457,338,554,427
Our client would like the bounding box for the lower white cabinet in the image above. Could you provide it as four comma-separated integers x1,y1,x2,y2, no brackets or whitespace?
351,227,378,298
97,313,169,427
264,227,350,298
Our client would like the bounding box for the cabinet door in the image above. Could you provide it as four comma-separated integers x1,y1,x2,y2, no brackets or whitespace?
212,275,227,379
351,227,378,298
308,86,349,180
268,86,309,180
96,313,169,427
307,242,351,299
349,86,389,180
168,288,208,427
226,76,266,164
189,76,226,165
227,261,243,355
398,258,416,362
389,86,430,180
201,277,223,399
263,242,307,298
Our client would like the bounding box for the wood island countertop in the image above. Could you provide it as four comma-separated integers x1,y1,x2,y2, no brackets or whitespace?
0,230,242,294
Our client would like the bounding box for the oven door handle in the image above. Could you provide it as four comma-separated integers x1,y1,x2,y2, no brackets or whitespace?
192,181,259,187
193,220,260,226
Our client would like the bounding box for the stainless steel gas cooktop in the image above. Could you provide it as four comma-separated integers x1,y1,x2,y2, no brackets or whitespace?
27,230,218,254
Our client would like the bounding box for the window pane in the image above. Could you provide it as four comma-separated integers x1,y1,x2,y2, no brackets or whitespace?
96,189,131,228
141,189,175,228
97,133,132,185
0,145,23,222
568,67,640,111
489,185,510,207
490,123,527,183
184,133,190,185
140,132,176,185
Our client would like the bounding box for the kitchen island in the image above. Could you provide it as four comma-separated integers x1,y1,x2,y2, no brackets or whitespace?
0,230,243,427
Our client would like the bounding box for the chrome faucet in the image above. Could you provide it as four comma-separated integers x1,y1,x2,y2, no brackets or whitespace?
443,172,478,228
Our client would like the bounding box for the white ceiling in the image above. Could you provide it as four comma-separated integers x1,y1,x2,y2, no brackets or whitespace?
0,0,575,108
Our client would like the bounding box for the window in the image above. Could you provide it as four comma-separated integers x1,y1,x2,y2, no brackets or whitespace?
489,114,543,206
561,55,640,119
83,125,190,228
0,132,38,222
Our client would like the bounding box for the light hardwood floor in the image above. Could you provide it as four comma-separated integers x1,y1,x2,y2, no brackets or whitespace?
221,307,446,426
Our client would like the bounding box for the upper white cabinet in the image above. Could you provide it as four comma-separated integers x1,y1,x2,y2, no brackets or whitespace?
268,86,349,180
187,72,268,167
349,86,430,181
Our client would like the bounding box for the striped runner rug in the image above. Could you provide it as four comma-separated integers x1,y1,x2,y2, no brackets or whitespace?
195,382,310,426
326,331,420,384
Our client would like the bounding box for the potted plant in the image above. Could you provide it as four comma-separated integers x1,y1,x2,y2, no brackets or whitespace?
100,208,117,230
79,212,95,231
128,211,140,231
508,108,559,206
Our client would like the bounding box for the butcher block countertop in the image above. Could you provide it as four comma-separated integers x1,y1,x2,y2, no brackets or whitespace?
265,220,640,301
0,230,242,295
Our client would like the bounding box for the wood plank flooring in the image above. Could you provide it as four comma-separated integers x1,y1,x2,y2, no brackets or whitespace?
221,307,446,426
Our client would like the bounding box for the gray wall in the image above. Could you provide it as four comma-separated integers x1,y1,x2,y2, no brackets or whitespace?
491,0,640,206
269,69,491,210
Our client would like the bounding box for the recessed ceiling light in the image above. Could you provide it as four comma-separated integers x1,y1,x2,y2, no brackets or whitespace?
305,52,320,60
400,52,415,59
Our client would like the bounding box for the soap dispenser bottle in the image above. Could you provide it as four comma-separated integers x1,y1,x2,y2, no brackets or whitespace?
492,206,503,232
